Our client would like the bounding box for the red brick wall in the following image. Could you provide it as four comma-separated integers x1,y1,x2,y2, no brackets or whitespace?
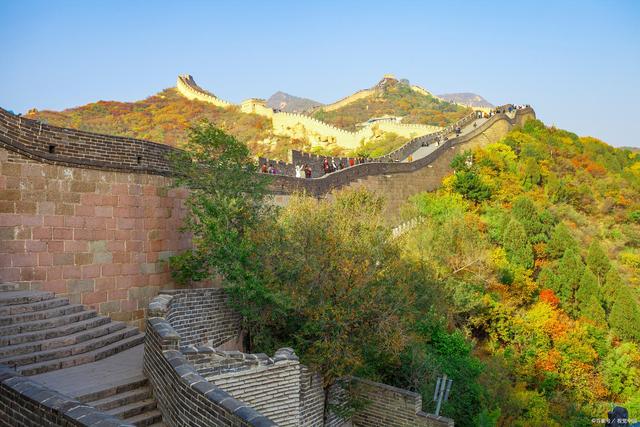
0,147,190,328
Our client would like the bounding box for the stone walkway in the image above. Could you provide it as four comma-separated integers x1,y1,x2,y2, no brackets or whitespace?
31,343,144,398
403,117,488,162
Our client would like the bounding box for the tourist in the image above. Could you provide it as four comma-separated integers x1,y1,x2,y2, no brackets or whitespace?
323,158,330,174
349,158,355,167
407,154,413,162
261,163,267,173
304,164,312,178
295,164,303,178
331,159,338,172
339,160,344,170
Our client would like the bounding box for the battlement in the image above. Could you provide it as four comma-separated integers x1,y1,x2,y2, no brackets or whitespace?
176,74,234,108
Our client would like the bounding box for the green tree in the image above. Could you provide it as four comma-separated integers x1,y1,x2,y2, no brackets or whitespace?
575,268,602,312
609,285,640,342
603,268,624,313
546,223,577,259
602,342,640,400
585,240,610,283
451,170,492,203
503,219,534,270
168,121,272,289
555,248,585,311
522,157,542,189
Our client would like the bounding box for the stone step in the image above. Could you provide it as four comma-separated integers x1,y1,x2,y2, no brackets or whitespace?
106,398,157,420
0,297,70,317
87,386,152,411
0,315,111,347
75,374,148,403
17,332,144,375
0,304,84,328
126,409,164,427
0,290,55,306
0,283,20,292
0,320,127,358
2,326,140,368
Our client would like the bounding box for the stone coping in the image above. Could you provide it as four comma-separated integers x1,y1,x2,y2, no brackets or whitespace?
0,364,133,427
145,292,278,426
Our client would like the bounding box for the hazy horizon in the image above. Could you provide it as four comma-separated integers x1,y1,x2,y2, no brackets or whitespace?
1,0,639,147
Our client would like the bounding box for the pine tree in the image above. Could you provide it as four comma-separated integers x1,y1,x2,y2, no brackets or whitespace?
576,268,604,322
586,240,610,284
576,268,601,307
546,222,577,259
582,295,607,326
523,157,542,190
609,286,640,342
511,197,540,240
602,268,624,313
555,248,584,310
503,219,534,270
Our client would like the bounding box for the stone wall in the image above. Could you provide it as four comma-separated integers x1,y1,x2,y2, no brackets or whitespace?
158,289,242,347
0,146,190,329
349,378,453,427
143,315,275,427
0,364,132,427
145,289,454,427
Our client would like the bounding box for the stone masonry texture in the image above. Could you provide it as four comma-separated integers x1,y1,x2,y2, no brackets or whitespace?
0,146,190,329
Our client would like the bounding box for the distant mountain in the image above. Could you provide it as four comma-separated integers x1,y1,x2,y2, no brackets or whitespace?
266,91,323,113
437,92,494,108
621,146,640,152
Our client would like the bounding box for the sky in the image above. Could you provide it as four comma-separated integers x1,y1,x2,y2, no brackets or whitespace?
1,0,639,147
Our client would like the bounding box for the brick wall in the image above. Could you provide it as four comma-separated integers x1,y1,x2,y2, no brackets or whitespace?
160,289,242,347
0,364,132,427
143,316,275,427
349,378,453,427
0,147,190,329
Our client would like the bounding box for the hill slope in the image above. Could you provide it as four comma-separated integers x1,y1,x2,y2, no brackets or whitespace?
311,77,471,131
393,121,640,425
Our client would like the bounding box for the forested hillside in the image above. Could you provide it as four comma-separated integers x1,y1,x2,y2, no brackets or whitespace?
312,79,471,130
394,120,640,425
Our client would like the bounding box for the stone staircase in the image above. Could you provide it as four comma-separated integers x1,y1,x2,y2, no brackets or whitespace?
75,376,165,427
0,282,144,376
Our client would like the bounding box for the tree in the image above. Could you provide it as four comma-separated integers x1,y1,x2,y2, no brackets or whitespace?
546,223,577,259
451,170,492,203
555,248,584,311
522,157,542,189
168,120,273,286
603,268,624,313
575,268,602,314
503,219,534,270
242,189,412,421
609,285,640,342
585,240,610,284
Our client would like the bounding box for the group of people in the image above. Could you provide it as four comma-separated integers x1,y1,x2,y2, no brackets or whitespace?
261,163,283,175
260,155,372,179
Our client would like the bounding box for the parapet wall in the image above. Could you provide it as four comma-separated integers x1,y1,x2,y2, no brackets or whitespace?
0,364,132,427
176,74,234,109
145,288,454,427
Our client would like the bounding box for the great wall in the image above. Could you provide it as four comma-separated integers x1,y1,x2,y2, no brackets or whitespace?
176,74,444,149
0,85,535,425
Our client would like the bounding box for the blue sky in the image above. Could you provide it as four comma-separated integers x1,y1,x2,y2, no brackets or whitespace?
1,0,639,147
